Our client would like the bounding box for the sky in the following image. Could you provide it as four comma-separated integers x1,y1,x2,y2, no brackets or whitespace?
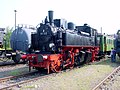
0,0,120,34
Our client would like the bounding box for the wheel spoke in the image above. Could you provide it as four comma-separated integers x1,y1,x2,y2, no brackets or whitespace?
51,61,62,73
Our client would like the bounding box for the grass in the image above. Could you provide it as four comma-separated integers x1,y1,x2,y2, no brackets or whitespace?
8,67,28,76
9,70,21,76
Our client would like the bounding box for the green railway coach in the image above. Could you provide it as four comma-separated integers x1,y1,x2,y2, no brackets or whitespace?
97,34,115,56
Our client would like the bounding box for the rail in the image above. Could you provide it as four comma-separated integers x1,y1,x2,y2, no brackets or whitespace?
92,66,120,90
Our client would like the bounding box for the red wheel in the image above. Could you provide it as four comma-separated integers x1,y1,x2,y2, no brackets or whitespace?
69,64,74,69
50,59,62,73
69,53,74,69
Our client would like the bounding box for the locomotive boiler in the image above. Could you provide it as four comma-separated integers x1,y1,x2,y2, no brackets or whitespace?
27,11,99,73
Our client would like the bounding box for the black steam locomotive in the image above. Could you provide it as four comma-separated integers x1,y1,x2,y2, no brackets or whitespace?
31,11,98,53
27,11,99,73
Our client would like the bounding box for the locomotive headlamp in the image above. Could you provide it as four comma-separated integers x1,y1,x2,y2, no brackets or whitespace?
49,43,55,48
43,55,48,59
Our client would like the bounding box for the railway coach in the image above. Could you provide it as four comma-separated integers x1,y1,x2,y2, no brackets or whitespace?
97,34,115,58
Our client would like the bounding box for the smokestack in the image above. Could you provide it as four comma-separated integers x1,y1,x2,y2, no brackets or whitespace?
48,10,53,25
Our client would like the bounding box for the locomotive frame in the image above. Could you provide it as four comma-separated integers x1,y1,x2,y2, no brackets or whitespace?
28,46,99,73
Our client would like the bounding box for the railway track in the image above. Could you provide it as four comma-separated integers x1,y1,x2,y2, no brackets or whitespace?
0,63,25,68
92,65,120,90
0,63,27,74
0,57,111,90
0,61,26,66
0,66,76,90
0,70,48,90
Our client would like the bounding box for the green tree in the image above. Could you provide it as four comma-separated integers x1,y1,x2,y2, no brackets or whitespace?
3,27,13,49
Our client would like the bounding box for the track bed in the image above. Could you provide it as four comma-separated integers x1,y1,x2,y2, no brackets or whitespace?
12,58,120,90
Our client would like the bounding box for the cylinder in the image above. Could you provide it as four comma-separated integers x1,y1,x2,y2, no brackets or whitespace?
48,10,53,25
68,22,74,30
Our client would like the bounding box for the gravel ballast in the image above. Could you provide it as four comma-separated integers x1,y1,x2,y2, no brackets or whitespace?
17,58,120,90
